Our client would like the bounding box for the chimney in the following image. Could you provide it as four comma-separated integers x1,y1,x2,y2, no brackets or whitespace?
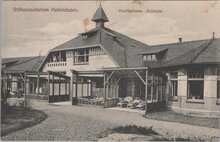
178,38,182,43
212,32,215,39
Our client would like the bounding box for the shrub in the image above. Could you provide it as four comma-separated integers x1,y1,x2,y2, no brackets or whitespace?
18,99,32,115
1,90,10,122
112,125,158,136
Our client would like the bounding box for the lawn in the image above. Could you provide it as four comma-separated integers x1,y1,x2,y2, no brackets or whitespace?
144,110,219,129
1,106,47,136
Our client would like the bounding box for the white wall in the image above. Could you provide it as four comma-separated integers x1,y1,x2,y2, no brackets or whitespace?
41,49,117,77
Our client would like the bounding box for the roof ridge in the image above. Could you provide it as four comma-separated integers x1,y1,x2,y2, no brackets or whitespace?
2,56,38,60
148,38,212,47
5,56,40,69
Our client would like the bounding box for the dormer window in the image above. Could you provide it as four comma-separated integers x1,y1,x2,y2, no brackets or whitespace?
82,34,88,39
143,54,157,61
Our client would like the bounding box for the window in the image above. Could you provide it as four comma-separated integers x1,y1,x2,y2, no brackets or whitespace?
82,34,88,39
188,81,204,99
171,81,178,97
170,72,178,98
143,54,157,61
89,47,104,55
73,49,89,64
187,66,204,100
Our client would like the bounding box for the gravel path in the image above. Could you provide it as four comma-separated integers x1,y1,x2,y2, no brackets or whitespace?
2,101,219,141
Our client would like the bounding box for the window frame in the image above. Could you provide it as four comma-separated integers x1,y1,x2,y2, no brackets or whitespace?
73,49,89,64
169,72,178,101
187,67,204,102
142,54,157,61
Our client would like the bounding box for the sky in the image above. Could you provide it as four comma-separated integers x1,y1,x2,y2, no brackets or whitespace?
2,1,220,58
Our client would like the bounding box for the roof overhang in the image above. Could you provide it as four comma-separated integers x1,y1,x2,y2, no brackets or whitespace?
98,66,148,71
3,70,27,74
138,48,168,55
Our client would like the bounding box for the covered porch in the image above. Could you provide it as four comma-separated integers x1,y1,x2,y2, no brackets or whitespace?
72,67,167,114
24,71,70,103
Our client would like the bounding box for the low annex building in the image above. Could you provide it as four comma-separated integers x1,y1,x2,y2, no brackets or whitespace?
2,5,220,117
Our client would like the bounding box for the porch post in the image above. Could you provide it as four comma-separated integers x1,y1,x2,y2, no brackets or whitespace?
75,74,78,99
26,77,30,94
3,73,7,95
156,76,159,102
145,69,148,114
52,75,54,103
24,73,26,102
48,72,50,103
151,74,153,102
103,73,106,101
70,72,73,101
37,73,40,101
116,84,119,98
59,77,61,101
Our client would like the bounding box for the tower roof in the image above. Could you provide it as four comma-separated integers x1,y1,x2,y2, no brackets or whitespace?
91,5,109,22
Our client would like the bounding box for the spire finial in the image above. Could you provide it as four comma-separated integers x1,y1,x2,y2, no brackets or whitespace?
91,1,109,28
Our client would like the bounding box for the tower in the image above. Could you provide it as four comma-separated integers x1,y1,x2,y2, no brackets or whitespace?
91,4,109,28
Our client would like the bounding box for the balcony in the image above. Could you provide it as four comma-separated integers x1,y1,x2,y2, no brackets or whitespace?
47,62,67,67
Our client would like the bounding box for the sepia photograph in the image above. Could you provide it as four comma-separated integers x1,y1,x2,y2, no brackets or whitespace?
1,0,220,141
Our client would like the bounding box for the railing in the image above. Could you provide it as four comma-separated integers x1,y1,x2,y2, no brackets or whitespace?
47,62,67,67
26,94,49,101
188,73,204,79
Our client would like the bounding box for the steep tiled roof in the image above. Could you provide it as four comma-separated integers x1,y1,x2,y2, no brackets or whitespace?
3,56,45,73
2,56,34,65
142,38,220,68
46,27,148,68
101,28,147,67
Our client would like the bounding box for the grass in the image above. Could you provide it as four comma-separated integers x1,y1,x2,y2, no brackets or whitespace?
144,109,219,129
1,106,48,136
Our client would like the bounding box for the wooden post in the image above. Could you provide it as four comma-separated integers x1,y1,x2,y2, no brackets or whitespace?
87,82,89,97
116,84,119,98
65,80,67,100
103,73,106,101
3,73,7,95
151,74,153,102
106,84,109,100
37,73,40,101
59,52,62,61
156,76,159,102
52,75,54,103
145,69,148,114
59,77,61,101
24,73,26,102
75,76,78,99
48,72,50,103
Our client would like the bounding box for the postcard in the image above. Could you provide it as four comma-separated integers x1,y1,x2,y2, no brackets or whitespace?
1,0,220,141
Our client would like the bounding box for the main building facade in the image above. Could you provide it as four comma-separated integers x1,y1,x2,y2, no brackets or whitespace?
2,5,220,117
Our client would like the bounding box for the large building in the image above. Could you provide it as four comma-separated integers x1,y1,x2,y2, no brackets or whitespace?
2,5,220,117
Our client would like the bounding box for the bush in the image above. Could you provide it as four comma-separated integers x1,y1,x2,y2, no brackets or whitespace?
17,99,32,114
1,90,11,122
112,125,158,136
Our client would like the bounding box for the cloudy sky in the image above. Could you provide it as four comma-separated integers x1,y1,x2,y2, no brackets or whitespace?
2,1,220,58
